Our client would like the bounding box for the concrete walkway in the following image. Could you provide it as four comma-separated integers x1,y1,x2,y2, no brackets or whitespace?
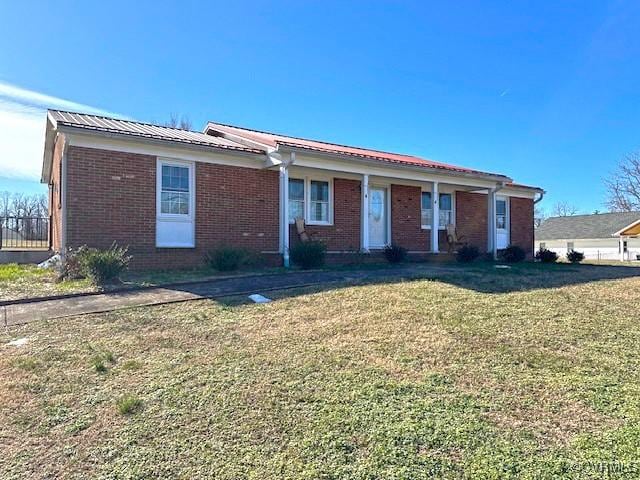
2,265,459,326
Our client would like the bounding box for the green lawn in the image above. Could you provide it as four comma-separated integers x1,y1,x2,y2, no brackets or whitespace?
1,264,640,478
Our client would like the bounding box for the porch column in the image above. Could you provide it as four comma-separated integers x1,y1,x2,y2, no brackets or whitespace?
619,236,625,262
431,181,439,252
361,174,370,252
279,163,290,267
487,188,497,259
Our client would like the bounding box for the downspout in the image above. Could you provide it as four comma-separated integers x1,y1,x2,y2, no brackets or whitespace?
271,149,294,268
534,191,545,204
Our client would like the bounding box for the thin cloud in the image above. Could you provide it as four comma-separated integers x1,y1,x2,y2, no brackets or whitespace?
0,82,126,184
0,81,123,117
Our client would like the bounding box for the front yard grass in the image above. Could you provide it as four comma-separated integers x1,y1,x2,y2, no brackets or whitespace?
2,264,640,478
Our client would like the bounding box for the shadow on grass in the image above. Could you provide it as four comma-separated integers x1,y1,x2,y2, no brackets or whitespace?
162,261,640,304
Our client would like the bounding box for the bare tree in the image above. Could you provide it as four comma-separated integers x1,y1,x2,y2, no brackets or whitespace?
534,205,547,228
164,113,193,131
551,201,579,217
605,151,640,212
0,191,10,218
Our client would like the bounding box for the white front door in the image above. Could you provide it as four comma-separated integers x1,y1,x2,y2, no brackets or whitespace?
496,196,509,249
369,186,388,247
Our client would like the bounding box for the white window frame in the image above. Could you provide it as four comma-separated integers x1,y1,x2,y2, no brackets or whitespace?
157,159,195,220
156,158,195,248
288,176,333,226
421,191,455,230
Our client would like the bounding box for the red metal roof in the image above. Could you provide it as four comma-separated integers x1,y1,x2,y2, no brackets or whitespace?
206,122,510,179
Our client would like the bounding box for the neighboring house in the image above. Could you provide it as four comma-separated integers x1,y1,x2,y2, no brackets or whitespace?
535,212,640,261
41,110,542,270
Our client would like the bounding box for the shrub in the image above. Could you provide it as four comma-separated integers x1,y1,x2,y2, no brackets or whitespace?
535,248,559,263
58,246,90,280
566,250,585,264
382,244,408,264
498,245,526,263
78,244,131,284
456,244,480,263
116,394,143,415
290,241,326,269
206,246,248,272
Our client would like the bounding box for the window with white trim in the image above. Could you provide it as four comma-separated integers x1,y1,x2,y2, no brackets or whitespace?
288,178,332,225
288,178,305,222
421,192,453,229
310,180,329,223
496,198,507,230
160,164,191,215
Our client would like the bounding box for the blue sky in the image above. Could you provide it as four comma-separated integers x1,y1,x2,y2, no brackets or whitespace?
1,1,639,214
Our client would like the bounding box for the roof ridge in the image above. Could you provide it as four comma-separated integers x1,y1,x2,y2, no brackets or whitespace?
547,211,640,220
49,109,205,135
207,121,428,161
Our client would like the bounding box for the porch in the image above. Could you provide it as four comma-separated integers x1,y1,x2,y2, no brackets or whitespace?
275,150,523,266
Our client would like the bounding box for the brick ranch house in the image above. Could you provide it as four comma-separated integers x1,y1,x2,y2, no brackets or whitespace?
41,110,543,270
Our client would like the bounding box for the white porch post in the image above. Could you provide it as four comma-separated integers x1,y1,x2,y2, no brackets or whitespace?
361,174,370,252
487,188,497,259
619,236,625,262
431,181,439,253
279,163,290,267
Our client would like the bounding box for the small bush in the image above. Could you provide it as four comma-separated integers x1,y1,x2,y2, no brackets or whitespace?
566,250,585,264
290,241,326,269
499,245,526,263
116,394,143,415
535,248,559,263
206,246,248,272
58,246,90,280
382,244,408,264
456,245,480,263
74,243,131,284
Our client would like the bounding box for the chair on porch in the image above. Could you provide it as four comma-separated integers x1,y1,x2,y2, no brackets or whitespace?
295,217,318,243
446,224,466,253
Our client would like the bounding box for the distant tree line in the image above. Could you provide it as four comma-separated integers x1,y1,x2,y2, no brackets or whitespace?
0,191,48,219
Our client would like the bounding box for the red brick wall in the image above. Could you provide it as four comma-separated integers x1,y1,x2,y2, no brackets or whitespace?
510,197,534,257
390,184,448,251
456,191,488,252
65,146,280,270
289,178,361,251
391,184,428,251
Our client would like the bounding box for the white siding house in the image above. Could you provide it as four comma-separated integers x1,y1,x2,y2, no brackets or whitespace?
535,212,640,261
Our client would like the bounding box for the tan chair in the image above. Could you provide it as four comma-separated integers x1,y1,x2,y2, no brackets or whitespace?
295,217,317,243
446,224,466,253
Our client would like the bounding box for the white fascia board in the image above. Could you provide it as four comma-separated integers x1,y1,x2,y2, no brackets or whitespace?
203,123,275,151
62,128,267,170
284,148,507,190
41,115,58,184
613,218,640,236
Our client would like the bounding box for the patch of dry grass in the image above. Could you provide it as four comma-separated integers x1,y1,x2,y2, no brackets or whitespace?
1,264,640,478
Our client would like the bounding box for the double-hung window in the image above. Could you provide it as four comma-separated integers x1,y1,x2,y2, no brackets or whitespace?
496,198,507,230
310,180,329,223
161,164,191,215
288,178,332,225
421,192,453,229
288,179,305,222
156,159,195,248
